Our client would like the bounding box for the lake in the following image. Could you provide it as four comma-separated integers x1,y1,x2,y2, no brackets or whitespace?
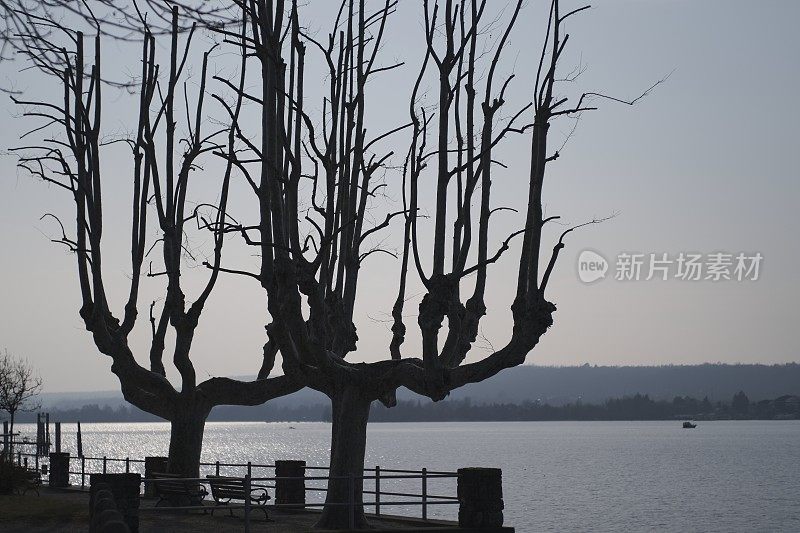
13,420,800,532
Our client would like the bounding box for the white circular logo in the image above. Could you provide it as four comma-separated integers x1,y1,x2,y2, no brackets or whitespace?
577,250,608,283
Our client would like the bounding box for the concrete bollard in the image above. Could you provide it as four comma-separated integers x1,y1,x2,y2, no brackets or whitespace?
90,491,118,532
275,460,306,510
143,457,169,497
48,452,71,488
90,474,141,533
457,467,504,529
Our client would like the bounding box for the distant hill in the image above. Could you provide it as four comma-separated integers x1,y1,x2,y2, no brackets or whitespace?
437,363,800,405
38,363,800,412
39,390,128,409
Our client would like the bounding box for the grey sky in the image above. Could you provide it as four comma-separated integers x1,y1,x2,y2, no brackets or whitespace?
1,0,798,393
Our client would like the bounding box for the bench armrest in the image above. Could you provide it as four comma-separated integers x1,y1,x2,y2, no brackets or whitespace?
249,487,270,502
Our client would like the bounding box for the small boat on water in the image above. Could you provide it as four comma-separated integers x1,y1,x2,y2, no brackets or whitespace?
683,421,697,429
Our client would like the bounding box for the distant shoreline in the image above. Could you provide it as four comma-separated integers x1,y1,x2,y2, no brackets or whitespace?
10,392,799,424
11,418,799,426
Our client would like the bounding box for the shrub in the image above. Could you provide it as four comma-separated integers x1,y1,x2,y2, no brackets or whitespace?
0,456,28,494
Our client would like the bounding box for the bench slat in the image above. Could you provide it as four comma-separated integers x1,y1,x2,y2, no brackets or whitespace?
151,473,207,500
206,476,270,505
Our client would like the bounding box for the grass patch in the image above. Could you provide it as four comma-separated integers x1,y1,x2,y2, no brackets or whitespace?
0,493,88,525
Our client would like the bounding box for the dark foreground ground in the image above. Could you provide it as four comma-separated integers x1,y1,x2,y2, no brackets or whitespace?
0,487,487,532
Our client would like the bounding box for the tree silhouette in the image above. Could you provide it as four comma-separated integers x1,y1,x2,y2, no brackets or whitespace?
210,0,659,527
1,1,235,92
732,391,750,414
13,6,302,476
0,349,42,456
13,1,660,522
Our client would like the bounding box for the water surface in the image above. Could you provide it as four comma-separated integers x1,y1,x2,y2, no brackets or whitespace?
15,420,800,532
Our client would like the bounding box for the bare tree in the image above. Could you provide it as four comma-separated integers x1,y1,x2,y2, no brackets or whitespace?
13,7,303,476
0,349,43,455
13,0,656,521
1,1,236,91
211,0,657,527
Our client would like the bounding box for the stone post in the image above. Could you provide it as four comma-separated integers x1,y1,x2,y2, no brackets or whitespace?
143,457,169,498
90,485,126,533
457,467,504,529
90,473,141,533
49,452,71,488
275,460,306,509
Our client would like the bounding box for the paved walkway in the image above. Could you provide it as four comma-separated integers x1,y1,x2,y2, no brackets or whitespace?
0,487,462,532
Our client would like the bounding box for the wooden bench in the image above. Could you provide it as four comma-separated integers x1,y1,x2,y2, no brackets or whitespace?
151,472,208,509
206,475,270,519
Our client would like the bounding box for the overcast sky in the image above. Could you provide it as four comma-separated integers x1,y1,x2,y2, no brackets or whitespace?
0,0,798,393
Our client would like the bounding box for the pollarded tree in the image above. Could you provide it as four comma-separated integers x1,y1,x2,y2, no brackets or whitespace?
1,1,235,91
0,349,43,455
215,0,661,527
13,7,303,476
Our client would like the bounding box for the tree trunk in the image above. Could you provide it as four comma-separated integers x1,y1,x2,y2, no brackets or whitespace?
315,386,372,529
167,399,210,477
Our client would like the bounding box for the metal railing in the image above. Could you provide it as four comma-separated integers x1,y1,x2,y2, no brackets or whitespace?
16,450,459,523
136,472,458,532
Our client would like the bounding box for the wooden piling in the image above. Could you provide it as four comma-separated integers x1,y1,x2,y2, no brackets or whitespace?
45,413,50,452
35,414,42,456
77,422,83,458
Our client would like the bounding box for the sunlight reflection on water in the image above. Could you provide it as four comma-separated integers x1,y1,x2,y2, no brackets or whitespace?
15,420,800,531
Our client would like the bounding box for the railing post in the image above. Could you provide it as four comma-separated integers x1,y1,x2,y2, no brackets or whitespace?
48,452,70,488
81,456,86,488
457,467,504,528
247,461,252,478
275,460,306,509
215,460,220,476
348,474,355,530
244,475,252,533
375,466,381,516
103,456,107,474
422,467,428,521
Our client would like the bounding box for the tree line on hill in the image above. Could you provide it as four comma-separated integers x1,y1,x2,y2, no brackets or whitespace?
10,391,799,424
367,392,799,421
441,363,800,405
